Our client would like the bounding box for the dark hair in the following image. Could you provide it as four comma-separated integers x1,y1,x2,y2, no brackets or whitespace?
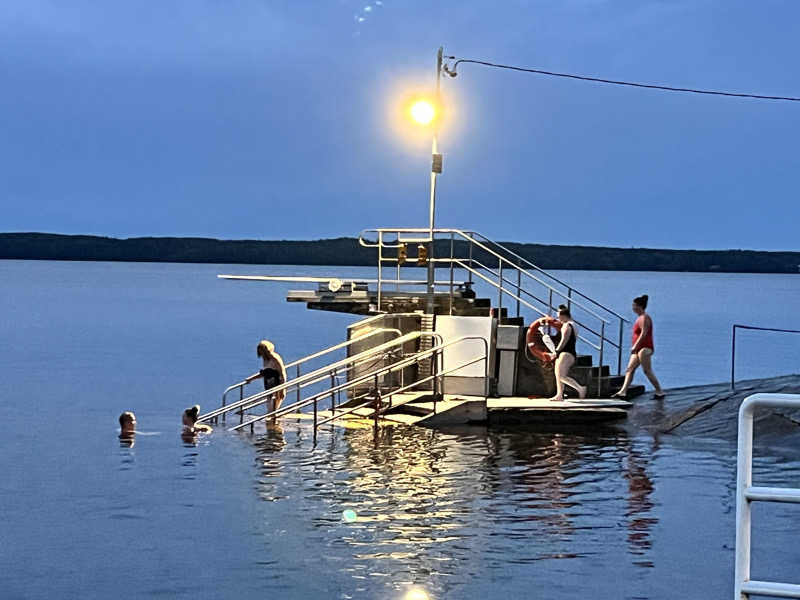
633,294,649,309
183,405,200,424
557,304,571,318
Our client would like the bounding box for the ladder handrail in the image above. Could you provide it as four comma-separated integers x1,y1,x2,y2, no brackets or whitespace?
730,324,800,390
220,327,402,409
316,352,488,428
359,227,628,322
230,334,489,431
454,260,603,353
735,393,800,599
199,331,440,424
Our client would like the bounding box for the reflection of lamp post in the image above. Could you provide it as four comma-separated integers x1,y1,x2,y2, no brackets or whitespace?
407,48,444,316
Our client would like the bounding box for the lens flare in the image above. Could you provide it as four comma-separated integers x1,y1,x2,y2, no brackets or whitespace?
342,509,358,523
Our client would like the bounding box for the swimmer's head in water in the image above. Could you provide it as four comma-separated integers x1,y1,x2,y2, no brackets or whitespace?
119,411,136,438
182,405,200,426
119,411,136,433
257,339,275,359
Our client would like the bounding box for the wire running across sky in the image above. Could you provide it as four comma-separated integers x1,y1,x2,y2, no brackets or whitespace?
446,57,800,103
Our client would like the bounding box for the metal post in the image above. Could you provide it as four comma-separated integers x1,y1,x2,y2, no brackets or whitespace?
734,398,754,599
497,262,503,317
548,289,553,315
516,263,521,318
449,233,454,315
425,47,443,317
598,322,605,398
373,374,380,429
468,240,474,284
377,231,383,311
330,372,336,413
296,365,301,403
618,319,624,376
567,288,572,312
731,325,737,390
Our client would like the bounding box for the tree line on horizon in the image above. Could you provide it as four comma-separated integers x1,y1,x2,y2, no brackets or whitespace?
1,232,799,274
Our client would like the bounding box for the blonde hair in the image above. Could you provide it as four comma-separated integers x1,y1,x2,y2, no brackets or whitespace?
257,340,275,358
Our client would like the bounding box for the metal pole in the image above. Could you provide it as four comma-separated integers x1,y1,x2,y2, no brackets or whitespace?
296,365,301,404
731,325,737,390
516,263,521,318
425,47,443,317
449,233,454,315
330,372,336,413
598,322,605,398
618,319,624,375
377,231,383,311
734,398,754,599
497,262,503,317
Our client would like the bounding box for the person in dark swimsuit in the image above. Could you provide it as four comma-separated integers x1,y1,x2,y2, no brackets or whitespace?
244,340,287,418
612,294,664,399
546,305,588,402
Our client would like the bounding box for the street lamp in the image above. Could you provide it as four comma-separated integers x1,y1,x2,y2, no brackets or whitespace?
404,48,445,316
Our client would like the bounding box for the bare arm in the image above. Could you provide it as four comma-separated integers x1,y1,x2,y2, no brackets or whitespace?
554,324,572,353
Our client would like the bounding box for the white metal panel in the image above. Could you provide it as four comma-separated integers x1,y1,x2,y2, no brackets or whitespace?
435,316,493,378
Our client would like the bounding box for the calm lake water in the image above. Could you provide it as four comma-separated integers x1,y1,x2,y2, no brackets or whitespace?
1,260,799,599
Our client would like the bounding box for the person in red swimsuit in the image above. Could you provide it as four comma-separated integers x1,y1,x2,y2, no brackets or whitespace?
612,294,665,399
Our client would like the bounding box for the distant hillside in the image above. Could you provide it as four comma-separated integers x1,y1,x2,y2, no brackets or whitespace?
1,232,799,273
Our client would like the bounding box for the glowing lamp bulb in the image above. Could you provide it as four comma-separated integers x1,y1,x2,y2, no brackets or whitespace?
409,100,435,125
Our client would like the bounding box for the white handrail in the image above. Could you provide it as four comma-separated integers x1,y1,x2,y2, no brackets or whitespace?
735,393,800,599
199,331,432,423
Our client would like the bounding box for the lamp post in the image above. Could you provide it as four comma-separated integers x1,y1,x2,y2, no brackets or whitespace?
408,48,444,315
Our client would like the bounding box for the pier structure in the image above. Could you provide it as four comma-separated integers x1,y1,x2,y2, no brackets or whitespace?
203,228,644,432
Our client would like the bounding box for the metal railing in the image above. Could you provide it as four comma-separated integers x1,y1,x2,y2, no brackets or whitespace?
359,227,627,374
217,326,402,422
198,331,441,426
735,393,800,599
230,334,489,433
731,325,800,390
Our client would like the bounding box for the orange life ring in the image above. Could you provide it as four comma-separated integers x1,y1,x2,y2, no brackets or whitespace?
525,316,562,362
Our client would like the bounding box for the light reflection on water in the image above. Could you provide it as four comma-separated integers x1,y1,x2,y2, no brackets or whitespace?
244,423,672,597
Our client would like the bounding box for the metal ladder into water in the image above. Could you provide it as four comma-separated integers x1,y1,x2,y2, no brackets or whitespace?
198,330,489,438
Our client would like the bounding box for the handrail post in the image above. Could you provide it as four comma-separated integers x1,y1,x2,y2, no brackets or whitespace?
598,322,605,398
468,240,473,284
548,289,553,315
449,233,455,315
497,262,503,317
377,230,383,311
731,325,737,390
330,371,336,413
567,287,572,312
373,373,380,429
618,319,624,376
296,365,301,404
735,396,754,599
516,263,521,318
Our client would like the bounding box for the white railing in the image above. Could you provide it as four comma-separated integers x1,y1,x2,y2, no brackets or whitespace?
359,227,627,373
735,393,800,599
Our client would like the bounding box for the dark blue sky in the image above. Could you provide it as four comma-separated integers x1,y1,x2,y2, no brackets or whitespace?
2,1,798,249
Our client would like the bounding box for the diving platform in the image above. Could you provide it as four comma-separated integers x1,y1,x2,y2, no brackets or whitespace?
206,227,643,436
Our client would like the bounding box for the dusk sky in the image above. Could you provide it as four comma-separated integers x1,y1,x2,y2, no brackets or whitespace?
2,1,799,250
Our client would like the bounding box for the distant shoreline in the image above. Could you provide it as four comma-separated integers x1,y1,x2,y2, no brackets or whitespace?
2,232,799,274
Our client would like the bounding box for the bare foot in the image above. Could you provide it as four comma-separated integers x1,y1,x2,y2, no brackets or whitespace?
611,390,627,399
579,385,587,399
546,396,564,402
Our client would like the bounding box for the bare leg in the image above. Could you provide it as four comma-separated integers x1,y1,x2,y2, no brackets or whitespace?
638,349,663,395
548,354,567,401
561,373,587,399
614,353,641,397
